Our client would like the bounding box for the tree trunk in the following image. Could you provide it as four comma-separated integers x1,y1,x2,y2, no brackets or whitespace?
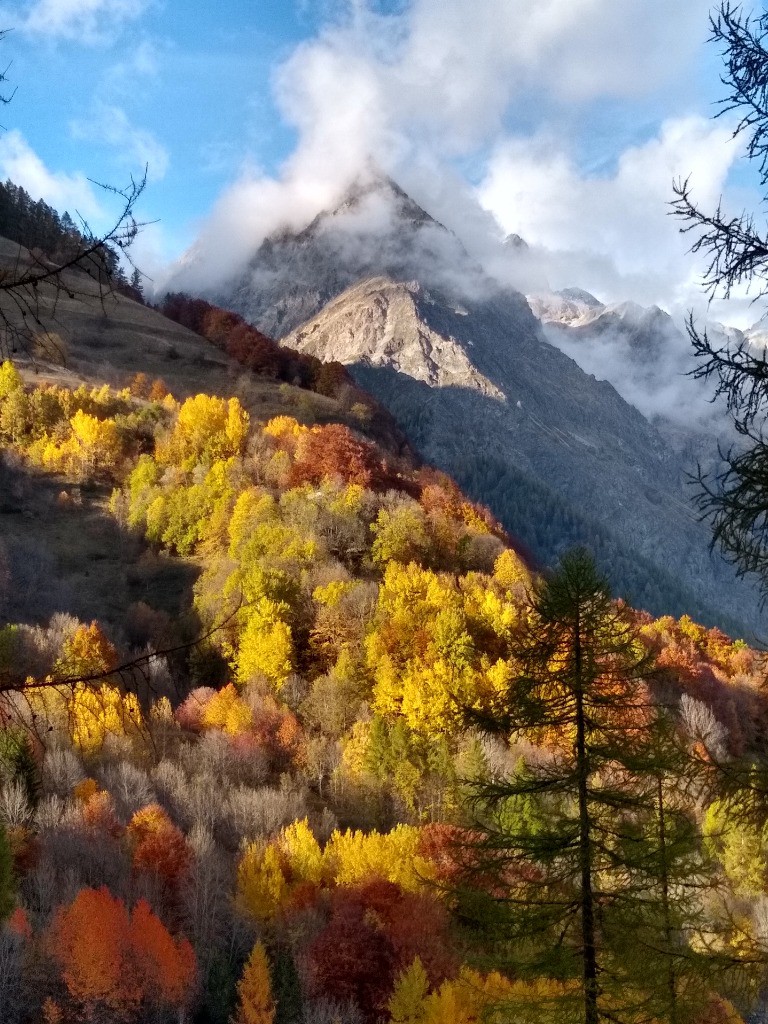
574,616,599,1024
657,774,678,1024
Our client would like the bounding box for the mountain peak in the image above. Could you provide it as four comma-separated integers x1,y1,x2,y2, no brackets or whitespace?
298,169,444,241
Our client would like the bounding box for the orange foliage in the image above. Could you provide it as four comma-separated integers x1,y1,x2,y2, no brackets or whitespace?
249,697,305,770
82,790,122,838
55,621,117,680
148,378,169,401
131,899,196,1007
49,886,142,1019
48,886,196,1019
73,778,100,803
128,804,190,888
129,372,150,399
174,686,216,731
42,999,63,1024
235,941,276,1024
291,424,381,489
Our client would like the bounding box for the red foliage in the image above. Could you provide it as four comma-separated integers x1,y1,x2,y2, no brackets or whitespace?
305,880,455,1020
158,293,211,334
245,697,305,771
311,361,349,398
305,899,397,1020
7,906,32,940
175,687,216,732
200,306,241,347
290,424,381,488
133,826,191,888
225,323,282,376
128,804,191,889
158,292,356,399
417,823,476,885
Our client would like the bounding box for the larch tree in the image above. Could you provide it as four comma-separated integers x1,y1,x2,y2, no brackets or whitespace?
235,942,276,1024
672,3,768,600
460,549,720,1024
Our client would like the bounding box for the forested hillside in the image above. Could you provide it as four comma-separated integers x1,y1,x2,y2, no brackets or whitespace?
1,361,768,1023
0,180,139,300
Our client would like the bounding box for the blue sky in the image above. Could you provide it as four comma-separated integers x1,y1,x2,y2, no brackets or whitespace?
0,0,762,317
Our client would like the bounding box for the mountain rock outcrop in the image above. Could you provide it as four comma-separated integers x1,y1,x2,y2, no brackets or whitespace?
219,177,763,635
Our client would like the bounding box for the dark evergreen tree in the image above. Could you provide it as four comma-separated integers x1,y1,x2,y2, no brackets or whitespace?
0,726,41,807
459,550,726,1024
0,820,13,921
672,4,768,603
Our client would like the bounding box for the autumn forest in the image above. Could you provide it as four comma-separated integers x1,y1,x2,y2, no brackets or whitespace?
1,323,768,1024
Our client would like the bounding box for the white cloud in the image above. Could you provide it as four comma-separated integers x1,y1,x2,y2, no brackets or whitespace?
477,117,746,312
106,39,161,89
275,0,716,164
167,0,738,310
71,104,169,181
0,130,104,222
17,0,150,45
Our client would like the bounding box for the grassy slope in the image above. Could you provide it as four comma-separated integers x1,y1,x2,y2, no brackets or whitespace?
0,238,407,634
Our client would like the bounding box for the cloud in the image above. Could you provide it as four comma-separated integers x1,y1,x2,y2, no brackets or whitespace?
275,0,715,163
17,0,150,45
166,0,736,310
0,130,104,222
106,39,161,90
477,116,746,312
71,104,169,181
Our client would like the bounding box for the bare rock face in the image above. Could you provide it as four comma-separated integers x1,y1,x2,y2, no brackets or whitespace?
222,172,488,339
219,176,764,635
289,277,503,399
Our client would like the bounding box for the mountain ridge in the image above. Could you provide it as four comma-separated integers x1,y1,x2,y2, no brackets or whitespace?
215,176,764,635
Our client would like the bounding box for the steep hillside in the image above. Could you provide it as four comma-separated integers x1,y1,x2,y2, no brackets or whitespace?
0,236,403,453
0,236,410,636
213,179,761,634
0,358,765,1024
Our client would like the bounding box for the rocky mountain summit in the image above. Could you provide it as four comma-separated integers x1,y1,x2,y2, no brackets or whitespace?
219,175,763,635
223,173,485,339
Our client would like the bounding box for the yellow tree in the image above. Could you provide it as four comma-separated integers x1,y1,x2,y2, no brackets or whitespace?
388,957,430,1024
237,843,288,921
67,409,122,477
235,942,276,1024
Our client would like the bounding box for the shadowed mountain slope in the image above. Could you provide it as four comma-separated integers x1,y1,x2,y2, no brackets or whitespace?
217,178,764,636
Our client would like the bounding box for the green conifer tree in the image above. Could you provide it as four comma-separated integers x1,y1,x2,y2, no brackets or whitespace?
459,549,726,1024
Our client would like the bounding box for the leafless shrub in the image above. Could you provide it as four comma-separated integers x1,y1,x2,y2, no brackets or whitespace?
190,730,235,780
752,895,768,950
34,795,68,831
463,532,505,573
679,694,729,761
99,759,155,820
0,929,24,1024
224,783,310,842
184,774,222,833
17,612,80,677
42,744,85,798
182,824,235,976
303,999,363,1024
151,758,189,822
314,806,338,845
0,781,32,827
479,733,519,779
33,823,131,907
